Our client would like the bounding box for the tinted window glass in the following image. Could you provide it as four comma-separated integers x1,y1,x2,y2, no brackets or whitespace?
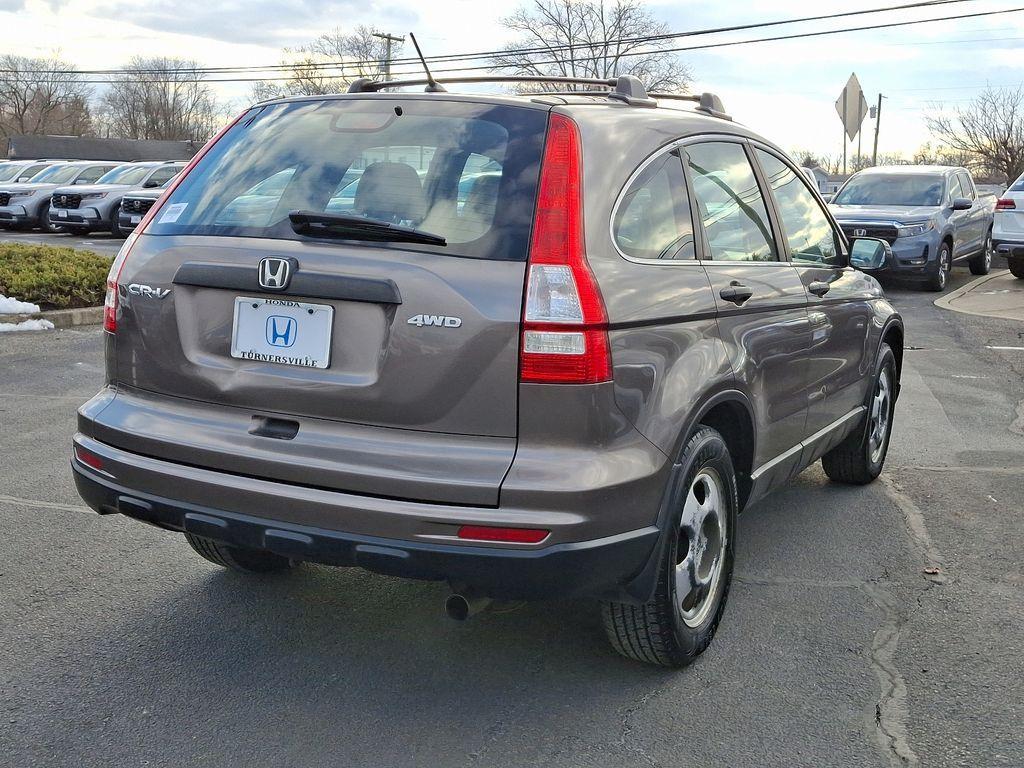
147,100,547,261
1010,173,1024,192
22,164,50,181
833,174,944,206
614,150,695,260
756,150,841,267
947,174,963,203
29,164,79,184
0,163,25,182
147,166,181,186
686,142,776,262
97,165,152,186
77,165,112,184
956,171,975,200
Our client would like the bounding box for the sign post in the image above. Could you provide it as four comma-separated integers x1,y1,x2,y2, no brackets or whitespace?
836,73,869,174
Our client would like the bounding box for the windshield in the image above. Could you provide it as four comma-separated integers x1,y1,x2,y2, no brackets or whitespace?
146,98,547,260
96,165,152,186
0,163,29,182
833,174,945,206
29,164,82,184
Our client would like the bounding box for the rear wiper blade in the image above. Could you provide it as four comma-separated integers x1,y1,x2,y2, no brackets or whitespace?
288,210,446,246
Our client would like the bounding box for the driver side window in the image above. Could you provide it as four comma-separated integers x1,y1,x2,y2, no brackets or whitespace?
613,149,695,260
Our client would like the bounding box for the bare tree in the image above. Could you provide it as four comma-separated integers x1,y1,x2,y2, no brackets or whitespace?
98,57,226,142
252,26,400,101
0,55,93,137
925,87,1024,183
490,0,691,92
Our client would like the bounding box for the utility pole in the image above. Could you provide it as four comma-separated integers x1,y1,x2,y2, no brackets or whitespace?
372,32,405,81
872,93,886,166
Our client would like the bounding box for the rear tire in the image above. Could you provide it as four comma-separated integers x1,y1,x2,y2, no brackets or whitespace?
1010,259,1024,279
926,242,951,291
601,426,737,667
968,231,993,275
184,532,295,574
822,343,896,485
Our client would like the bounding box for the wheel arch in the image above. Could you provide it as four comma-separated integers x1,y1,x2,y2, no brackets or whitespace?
880,317,904,399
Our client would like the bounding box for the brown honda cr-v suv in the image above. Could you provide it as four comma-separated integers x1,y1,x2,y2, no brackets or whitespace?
72,75,903,667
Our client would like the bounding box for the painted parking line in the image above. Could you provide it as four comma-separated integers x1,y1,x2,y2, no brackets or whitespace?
986,345,1024,351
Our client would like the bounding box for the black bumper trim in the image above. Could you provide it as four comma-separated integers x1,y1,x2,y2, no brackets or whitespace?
72,463,659,601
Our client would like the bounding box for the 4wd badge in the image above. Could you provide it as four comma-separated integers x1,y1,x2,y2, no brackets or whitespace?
407,314,462,328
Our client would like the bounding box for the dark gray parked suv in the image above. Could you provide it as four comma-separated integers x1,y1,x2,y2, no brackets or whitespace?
72,76,903,667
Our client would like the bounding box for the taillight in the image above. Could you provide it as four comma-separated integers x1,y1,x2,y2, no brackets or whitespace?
996,198,1017,211
103,232,137,333
520,113,611,384
103,109,249,335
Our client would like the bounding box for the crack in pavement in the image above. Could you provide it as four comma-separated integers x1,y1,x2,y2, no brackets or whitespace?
863,474,946,768
619,685,672,768
0,494,92,514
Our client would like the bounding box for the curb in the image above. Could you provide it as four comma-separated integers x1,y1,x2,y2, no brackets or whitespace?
0,305,104,329
933,269,1019,320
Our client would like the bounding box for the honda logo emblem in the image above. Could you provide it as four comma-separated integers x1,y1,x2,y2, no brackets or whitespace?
258,258,294,291
853,228,867,238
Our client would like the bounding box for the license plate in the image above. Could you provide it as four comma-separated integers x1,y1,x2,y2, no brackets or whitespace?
230,297,333,369
57,209,67,218
130,215,142,224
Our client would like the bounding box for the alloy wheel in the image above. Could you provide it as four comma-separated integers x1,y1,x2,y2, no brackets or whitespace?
675,468,728,628
869,367,892,465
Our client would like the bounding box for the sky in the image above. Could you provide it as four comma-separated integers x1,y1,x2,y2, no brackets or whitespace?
1,0,1023,162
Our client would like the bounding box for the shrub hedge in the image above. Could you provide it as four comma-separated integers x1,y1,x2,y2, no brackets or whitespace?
0,243,110,311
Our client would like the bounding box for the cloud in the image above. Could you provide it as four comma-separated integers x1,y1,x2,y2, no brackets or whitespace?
97,0,419,47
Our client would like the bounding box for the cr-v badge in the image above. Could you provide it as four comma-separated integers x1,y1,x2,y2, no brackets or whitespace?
407,314,462,328
128,283,170,299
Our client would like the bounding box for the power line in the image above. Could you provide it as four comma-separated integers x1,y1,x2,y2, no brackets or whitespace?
0,0,980,78
20,3,1021,86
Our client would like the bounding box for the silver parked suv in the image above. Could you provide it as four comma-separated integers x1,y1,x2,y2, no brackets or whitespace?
72,76,904,666
0,160,118,231
50,160,184,235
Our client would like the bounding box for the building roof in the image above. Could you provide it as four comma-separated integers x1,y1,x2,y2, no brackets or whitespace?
4,135,201,162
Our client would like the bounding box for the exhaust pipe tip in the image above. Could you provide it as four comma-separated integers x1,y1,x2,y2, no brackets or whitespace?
445,592,492,621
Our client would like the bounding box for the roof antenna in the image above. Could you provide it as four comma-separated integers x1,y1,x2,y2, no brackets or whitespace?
409,32,446,92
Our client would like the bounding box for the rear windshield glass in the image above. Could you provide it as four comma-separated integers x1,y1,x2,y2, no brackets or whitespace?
145,98,548,260
833,174,944,206
1010,173,1024,192
97,165,152,186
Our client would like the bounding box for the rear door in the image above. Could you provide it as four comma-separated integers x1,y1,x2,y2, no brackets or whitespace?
752,146,875,437
683,139,812,476
110,97,549,503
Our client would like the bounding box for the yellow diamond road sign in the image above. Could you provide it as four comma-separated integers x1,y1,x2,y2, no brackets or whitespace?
836,73,869,142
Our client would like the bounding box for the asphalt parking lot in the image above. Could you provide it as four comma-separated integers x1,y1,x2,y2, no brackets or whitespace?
0,228,124,257
1,266,1022,767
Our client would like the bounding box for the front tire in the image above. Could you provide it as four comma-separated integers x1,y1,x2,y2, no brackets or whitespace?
184,532,295,574
109,205,121,236
968,231,993,275
602,426,737,667
822,343,896,485
38,201,61,233
926,242,951,291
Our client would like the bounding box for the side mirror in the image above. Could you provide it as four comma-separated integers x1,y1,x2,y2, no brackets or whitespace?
951,197,973,211
849,237,891,271
143,179,160,188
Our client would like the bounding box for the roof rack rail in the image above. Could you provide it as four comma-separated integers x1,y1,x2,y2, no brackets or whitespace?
348,74,657,106
346,75,729,119
649,92,731,121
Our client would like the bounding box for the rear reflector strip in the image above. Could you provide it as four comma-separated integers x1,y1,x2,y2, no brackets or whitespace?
74,446,105,472
457,525,550,544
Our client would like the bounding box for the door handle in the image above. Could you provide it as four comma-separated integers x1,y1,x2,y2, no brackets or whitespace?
719,282,753,305
808,280,830,297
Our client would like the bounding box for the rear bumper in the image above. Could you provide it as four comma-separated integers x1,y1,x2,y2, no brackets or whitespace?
993,237,1024,260
72,446,660,600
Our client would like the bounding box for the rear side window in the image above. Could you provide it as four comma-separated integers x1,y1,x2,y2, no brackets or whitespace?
614,149,695,260
755,149,841,267
685,142,777,262
147,99,548,261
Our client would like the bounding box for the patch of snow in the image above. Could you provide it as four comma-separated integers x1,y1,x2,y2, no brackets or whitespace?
0,293,41,314
0,318,54,332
